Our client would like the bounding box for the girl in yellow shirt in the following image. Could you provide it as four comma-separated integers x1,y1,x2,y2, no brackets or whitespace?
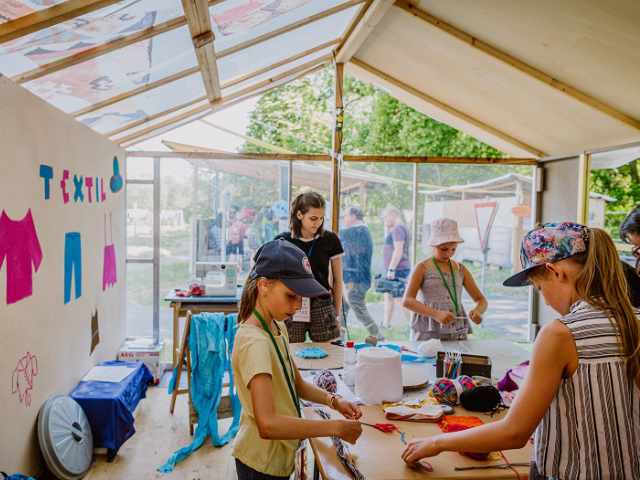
232,239,362,479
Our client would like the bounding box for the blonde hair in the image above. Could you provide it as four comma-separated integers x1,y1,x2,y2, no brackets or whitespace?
238,276,259,322
530,228,640,382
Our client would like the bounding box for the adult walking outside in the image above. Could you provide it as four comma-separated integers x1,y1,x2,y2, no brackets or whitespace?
340,206,381,339
382,206,411,328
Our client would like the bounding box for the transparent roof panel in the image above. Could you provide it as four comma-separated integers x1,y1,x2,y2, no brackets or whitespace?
78,72,205,134
0,0,184,77
0,1,68,24
218,5,358,83
23,25,196,113
112,99,210,141
211,0,349,53
221,46,333,97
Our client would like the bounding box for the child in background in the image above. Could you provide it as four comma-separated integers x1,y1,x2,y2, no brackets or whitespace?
402,223,640,479
403,218,487,340
276,192,344,343
232,239,362,480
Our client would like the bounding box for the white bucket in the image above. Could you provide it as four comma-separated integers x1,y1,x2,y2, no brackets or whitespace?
355,347,403,404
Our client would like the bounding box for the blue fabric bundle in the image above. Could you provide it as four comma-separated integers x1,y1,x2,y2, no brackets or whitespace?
160,313,242,473
295,347,328,359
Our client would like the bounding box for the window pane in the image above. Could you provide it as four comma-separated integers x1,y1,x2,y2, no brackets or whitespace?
127,183,154,259
221,46,334,98
126,262,153,337
0,1,68,24
418,164,535,341
127,156,153,181
0,0,184,77
158,156,291,345
218,5,358,84
79,72,205,133
211,0,345,52
23,25,196,113
340,162,414,341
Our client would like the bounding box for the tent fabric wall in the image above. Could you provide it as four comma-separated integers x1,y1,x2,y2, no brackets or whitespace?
0,76,126,475
534,157,581,327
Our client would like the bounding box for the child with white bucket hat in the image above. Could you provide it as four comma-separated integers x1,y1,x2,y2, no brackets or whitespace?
402,218,487,340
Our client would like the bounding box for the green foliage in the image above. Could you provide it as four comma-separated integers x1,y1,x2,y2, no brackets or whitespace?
590,159,640,239
242,66,531,217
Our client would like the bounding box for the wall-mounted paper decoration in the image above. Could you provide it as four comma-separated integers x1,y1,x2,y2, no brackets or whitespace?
90,310,100,354
85,177,94,203
102,213,117,291
73,175,84,203
39,164,53,200
60,169,70,204
0,209,43,305
64,232,82,304
11,352,38,407
110,156,123,193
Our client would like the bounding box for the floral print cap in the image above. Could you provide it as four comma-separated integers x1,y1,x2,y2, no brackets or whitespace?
503,222,589,287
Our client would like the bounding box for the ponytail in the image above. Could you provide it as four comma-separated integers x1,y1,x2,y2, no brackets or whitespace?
575,228,640,382
238,276,259,322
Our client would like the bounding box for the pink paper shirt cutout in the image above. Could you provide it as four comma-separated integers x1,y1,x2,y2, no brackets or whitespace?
0,209,44,304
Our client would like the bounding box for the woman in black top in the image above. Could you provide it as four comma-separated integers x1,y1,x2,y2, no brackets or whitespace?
620,205,640,307
276,192,344,342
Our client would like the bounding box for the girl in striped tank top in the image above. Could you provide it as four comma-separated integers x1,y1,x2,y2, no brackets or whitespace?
401,222,640,480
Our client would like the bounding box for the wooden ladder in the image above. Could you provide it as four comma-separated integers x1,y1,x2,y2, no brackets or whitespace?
169,311,233,435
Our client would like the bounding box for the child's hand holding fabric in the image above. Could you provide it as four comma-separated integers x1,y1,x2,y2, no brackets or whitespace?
335,398,363,420
337,419,363,444
434,310,455,325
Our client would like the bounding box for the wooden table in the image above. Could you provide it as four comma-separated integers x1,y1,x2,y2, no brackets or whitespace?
305,405,531,480
165,291,240,367
299,339,532,479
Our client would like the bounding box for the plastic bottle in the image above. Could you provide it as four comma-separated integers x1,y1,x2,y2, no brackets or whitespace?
343,340,357,387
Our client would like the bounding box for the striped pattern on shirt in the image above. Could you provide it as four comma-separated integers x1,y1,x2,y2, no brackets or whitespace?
534,300,640,479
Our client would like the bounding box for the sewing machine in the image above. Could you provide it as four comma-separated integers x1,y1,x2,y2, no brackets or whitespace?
194,262,238,297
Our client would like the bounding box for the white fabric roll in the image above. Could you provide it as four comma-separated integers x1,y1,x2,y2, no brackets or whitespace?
355,347,403,404
417,339,442,358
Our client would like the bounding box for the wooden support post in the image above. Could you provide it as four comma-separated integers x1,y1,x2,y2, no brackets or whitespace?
182,0,222,103
577,153,592,224
331,62,345,233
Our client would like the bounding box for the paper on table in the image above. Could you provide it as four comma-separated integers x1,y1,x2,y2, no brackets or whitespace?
82,365,136,383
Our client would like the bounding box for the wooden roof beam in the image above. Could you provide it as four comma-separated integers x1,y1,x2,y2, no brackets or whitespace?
114,60,329,145
395,0,640,131
182,0,222,103
13,16,187,84
350,57,547,157
72,39,339,117
335,0,394,63
13,0,362,85
118,65,327,148
0,0,123,44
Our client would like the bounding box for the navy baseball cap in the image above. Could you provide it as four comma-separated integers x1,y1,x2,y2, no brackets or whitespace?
250,239,329,298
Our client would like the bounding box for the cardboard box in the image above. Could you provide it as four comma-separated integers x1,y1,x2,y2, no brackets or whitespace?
118,337,163,384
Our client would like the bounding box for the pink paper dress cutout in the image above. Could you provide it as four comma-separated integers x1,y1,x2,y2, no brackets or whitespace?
103,213,117,290
0,209,43,304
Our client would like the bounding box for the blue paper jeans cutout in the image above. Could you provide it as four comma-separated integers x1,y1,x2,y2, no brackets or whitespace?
64,232,82,304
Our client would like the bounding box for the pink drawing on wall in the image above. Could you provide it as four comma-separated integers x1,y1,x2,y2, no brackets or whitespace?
0,209,43,304
12,352,39,408
103,212,117,291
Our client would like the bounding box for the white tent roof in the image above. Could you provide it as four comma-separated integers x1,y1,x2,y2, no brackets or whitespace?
348,0,640,159
1,0,639,156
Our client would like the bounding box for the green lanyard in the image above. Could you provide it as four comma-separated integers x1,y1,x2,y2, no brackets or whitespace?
432,258,460,316
253,308,301,417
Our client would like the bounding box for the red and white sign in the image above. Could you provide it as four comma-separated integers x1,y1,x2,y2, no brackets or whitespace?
474,201,498,251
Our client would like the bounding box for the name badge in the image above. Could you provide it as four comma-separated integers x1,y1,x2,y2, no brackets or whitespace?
292,297,311,322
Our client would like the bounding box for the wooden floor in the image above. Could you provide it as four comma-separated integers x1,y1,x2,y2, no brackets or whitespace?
85,386,237,480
